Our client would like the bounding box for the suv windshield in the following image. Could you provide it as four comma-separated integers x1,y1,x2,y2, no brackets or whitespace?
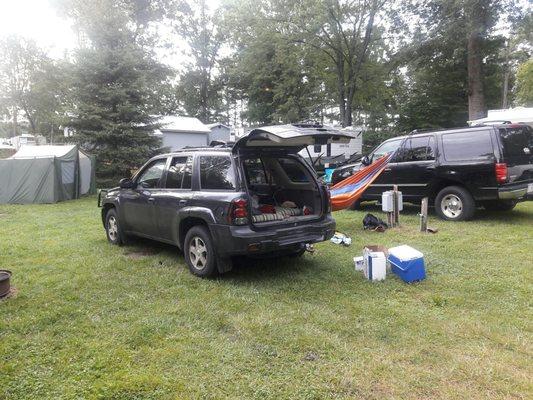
371,139,402,159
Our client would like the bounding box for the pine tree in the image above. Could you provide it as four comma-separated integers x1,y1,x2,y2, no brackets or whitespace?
63,1,173,185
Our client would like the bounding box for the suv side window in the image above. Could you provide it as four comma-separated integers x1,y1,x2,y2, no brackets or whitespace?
166,156,193,189
199,155,236,190
136,159,166,189
442,131,494,161
278,158,310,183
243,158,268,184
398,136,435,162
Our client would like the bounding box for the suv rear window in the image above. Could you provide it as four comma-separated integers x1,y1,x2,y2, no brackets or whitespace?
199,155,236,190
499,126,532,157
442,131,494,161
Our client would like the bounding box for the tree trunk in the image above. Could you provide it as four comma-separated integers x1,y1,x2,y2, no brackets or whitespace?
344,99,352,127
336,61,346,127
467,30,486,120
501,41,510,109
11,107,18,138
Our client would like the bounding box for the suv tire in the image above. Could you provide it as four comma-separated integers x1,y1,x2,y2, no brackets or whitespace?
435,186,475,221
184,226,217,277
105,208,127,245
483,200,517,212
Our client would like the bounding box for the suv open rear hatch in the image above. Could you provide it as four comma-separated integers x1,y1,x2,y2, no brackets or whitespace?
232,123,355,153
233,124,354,227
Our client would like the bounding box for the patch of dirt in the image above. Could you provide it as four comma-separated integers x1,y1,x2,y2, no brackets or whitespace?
0,287,18,300
124,249,156,260
302,351,319,362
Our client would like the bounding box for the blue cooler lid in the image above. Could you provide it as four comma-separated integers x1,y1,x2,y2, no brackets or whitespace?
388,245,423,261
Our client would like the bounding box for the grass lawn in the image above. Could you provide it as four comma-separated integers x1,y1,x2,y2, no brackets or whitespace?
1,197,532,399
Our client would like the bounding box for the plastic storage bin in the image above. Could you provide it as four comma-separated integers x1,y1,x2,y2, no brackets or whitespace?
388,245,426,283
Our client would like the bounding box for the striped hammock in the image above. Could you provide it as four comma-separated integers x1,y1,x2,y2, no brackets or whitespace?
330,153,393,211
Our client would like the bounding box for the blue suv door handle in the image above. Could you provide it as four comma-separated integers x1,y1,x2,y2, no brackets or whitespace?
179,200,187,206
147,197,155,204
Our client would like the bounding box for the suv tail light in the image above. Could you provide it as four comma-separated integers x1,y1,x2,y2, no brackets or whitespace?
230,198,249,225
495,163,508,184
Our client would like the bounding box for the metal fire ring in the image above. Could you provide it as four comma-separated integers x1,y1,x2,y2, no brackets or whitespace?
0,270,12,298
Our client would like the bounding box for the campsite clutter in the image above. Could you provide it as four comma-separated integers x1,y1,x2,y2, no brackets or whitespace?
353,244,426,283
331,183,431,283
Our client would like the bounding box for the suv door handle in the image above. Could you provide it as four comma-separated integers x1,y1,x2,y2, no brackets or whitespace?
179,200,187,206
148,197,155,204
426,166,436,170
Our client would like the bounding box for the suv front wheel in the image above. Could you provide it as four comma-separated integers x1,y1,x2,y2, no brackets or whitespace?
184,226,217,277
435,186,475,221
105,208,127,245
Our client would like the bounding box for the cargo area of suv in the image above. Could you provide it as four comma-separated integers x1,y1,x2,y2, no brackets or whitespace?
241,155,323,224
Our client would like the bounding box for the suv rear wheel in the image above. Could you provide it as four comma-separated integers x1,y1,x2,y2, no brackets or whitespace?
435,186,475,221
483,200,517,212
184,226,217,277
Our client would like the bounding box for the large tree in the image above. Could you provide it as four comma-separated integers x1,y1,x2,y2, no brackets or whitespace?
56,0,174,184
276,0,387,127
409,0,529,120
173,0,226,123
0,36,51,137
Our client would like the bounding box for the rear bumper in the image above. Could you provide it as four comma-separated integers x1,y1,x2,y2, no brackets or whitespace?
210,216,336,257
498,183,531,200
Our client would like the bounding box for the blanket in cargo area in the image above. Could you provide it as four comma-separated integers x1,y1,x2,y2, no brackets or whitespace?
330,154,393,211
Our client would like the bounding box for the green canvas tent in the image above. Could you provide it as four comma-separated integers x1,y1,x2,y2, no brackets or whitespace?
0,145,95,204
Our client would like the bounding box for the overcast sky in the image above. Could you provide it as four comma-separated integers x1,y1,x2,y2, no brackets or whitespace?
0,0,77,58
0,0,222,68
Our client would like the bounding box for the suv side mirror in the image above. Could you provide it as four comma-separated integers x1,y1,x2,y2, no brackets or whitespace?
119,178,134,189
361,155,371,166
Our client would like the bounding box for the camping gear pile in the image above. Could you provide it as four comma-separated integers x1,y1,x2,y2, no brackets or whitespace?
353,245,426,283
0,145,95,204
250,198,314,223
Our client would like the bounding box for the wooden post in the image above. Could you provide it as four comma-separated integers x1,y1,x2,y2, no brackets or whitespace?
393,185,399,227
420,197,428,232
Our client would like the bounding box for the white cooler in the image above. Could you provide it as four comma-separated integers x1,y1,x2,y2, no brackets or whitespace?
363,248,386,281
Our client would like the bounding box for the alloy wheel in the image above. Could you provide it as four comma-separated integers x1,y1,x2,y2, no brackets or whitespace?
108,216,118,241
189,236,208,270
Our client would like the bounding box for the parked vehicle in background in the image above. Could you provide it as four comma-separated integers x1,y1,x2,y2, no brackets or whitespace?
99,124,354,277
331,124,533,221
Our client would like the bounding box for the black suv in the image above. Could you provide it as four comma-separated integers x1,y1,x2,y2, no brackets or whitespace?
99,124,354,277
332,124,533,221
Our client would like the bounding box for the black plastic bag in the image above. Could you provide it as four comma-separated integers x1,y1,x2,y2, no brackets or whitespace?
363,213,388,232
